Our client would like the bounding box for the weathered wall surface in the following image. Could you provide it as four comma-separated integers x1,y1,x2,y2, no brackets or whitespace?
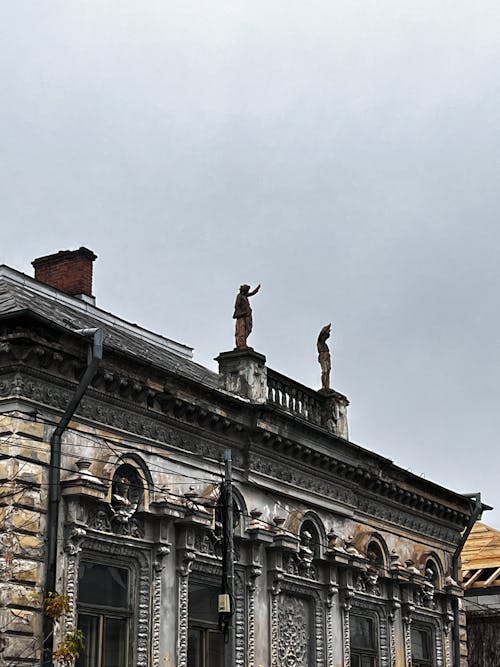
0,308,474,667
0,415,49,665
466,613,500,667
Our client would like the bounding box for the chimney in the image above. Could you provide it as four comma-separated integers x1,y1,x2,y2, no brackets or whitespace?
32,247,97,301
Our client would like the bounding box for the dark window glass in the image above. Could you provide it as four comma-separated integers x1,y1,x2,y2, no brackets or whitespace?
78,562,129,607
188,629,203,667
207,630,224,665
367,542,384,569
188,581,225,667
77,562,131,667
351,616,374,649
103,617,128,667
78,614,100,667
188,582,220,624
350,615,378,667
411,626,433,665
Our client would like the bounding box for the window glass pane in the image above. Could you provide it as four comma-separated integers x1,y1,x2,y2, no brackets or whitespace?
76,614,100,667
188,628,203,667
103,617,128,667
361,657,375,667
208,630,225,667
411,628,431,660
79,562,129,608
351,616,374,649
188,582,220,625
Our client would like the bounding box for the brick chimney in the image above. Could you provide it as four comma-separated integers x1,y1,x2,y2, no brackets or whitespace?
32,247,97,300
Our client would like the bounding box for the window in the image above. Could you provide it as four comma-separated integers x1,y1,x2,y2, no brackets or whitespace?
188,581,225,667
350,615,378,667
424,560,439,587
76,561,132,667
411,626,433,667
300,519,321,560
367,541,385,570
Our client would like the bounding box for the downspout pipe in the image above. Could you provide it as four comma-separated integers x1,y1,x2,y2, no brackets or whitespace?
451,492,484,667
43,328,103,666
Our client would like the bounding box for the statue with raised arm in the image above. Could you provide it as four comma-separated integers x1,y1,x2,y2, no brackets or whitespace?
233,284,261,349
317,323,332,391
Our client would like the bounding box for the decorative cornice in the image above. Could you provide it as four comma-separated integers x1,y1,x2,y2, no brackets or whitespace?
0,329,472,535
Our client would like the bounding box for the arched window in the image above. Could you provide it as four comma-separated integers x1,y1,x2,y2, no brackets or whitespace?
367,540,385,570
425,559,440,588
214,486,246,539
111,464,144,523
300,516,325,560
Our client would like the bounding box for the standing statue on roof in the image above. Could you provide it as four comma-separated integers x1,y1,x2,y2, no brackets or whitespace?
317,323,332,391
233,284,261,349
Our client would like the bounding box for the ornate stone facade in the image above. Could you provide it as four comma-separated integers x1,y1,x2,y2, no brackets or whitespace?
0,259,478,666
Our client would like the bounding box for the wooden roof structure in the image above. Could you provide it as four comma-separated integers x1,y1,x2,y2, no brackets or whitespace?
462,522,500,590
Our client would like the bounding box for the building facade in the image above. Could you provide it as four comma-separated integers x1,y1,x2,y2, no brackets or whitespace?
0,248,483,666
462,522,500,666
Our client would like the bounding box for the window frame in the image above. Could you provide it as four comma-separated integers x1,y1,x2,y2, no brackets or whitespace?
187,575,226,667
76,558,135,667
350,611,380,667
410,623,435,667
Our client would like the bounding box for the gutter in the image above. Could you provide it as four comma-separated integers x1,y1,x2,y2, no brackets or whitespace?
451,492,485,667
43,328,103,666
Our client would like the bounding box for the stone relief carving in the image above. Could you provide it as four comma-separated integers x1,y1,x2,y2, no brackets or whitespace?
249,453,355,506
278,594,310,667
152,545,170,667
388,600,400,667
0,372,245,468
325,584,338,667
88,506,145,538
234,570,246,667
353,570,381,597
270,574,283,667
177,551,196,667
443,615,453,667
247,563,263,667
111,465,143,524
192,528,240,562
357,496,460,543
271,576,324,667
342,594,352,667
283,552,318,581
402,604,414,667
61,526,87,636
414,583,436,610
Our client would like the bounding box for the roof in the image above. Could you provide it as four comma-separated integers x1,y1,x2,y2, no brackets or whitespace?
462,522,500,590
0,266,220,390
0,265,487,519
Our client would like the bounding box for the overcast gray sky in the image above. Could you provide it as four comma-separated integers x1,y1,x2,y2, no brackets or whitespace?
1,1,500,526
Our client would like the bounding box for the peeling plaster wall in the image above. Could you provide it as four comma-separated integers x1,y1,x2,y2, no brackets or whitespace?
0,414,49,666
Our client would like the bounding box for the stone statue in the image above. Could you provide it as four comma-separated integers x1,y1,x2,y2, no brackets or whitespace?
317,323,332,391
233,284,261,349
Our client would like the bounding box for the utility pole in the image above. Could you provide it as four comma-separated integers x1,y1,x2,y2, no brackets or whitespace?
224,449,236,667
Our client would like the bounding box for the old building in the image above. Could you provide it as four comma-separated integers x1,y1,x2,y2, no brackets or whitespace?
0,248,488,667
462,522,500,666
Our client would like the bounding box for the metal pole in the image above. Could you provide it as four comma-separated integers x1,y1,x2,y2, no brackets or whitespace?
224,449,236,667
43,328,103,666
451,493,484,667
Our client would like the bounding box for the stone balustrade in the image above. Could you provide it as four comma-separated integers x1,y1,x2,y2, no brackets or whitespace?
267,369,324,426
